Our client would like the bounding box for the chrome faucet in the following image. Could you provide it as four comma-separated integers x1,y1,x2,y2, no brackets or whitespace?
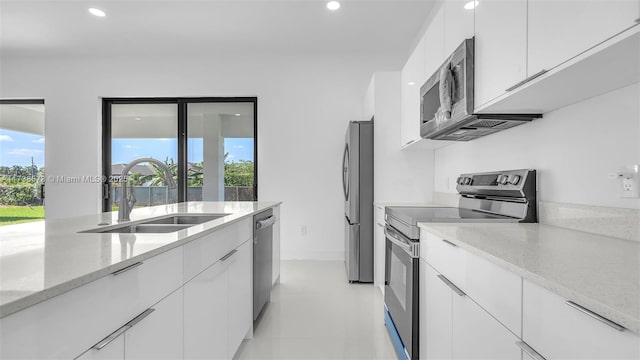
118,157,177,222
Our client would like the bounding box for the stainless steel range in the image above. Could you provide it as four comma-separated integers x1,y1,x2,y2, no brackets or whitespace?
383,169,537,360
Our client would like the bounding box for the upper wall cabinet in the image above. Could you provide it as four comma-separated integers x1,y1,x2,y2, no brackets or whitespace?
528,0,640,77
444,0,474,56
474,0,527,108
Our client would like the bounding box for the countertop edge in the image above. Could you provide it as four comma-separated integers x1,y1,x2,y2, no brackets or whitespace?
0,202,282,319
417,223,640,334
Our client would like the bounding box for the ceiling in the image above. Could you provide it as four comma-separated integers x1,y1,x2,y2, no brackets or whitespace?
0,0,436,58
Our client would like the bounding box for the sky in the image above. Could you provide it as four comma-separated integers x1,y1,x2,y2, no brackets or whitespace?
112,137,254,165
0,129,45,167
0,128,253,168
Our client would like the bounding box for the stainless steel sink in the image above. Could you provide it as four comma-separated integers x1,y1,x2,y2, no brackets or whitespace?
81,213,229,234
140,214,229,225
85,224,191,234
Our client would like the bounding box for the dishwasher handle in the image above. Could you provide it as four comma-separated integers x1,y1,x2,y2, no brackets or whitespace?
256,215,275,230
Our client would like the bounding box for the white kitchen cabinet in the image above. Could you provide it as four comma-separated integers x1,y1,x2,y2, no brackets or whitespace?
444,0,474,56
184,239,252,360
125,288,184,360
272,205,281,285
184,254,228,360
474,0,527,108
363,76,375,121
420,258,520,360
522,279,640,360
374,205,386,294
400,35,427,148
452,289,521,360
424,4,446,83
420,260,452,360
528,0,640,77
227,240,253,355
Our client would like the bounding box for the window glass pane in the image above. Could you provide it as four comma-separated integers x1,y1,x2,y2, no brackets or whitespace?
111,103,178,209
0,102,45,226
187,102,254,201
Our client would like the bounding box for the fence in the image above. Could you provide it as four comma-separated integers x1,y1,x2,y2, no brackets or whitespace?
112,186,254,206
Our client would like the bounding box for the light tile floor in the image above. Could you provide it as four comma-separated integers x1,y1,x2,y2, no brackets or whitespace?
234,260,398,360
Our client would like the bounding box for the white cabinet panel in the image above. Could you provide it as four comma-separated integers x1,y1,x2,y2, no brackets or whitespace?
125,288,184,360
523,279,640,360
227,241,253,357
400,36,427,147
452,290,521,360
184,257,228,360
420,260,452,360
474,0,527,108
374,205,385,293
424,4,446,80
528,0,640,76
272,217,281,285
363,77,375,121
444,0,474,56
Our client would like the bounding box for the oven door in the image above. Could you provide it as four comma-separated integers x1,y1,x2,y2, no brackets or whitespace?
384,225,419,360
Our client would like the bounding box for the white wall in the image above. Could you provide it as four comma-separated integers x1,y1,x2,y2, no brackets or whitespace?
434,83,640,209
369,72,434,204
0,52,399,260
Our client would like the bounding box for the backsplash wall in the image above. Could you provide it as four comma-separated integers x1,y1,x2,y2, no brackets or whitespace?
434,83,640,210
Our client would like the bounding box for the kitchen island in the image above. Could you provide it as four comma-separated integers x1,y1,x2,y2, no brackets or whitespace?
0,201,281,359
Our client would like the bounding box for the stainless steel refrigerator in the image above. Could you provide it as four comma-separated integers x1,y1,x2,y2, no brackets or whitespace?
342,121,373,283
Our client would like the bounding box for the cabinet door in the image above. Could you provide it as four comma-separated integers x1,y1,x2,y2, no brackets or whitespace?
227,241,253,357
474,0,527,107
374,205,385,293
523,280,640,360
184,259,228,360
124,288,184,360
444,0,474,55
528,0,640,76
424,4,446,80
420,260,453,360
76,336,124,360
452,290,521,360
400,36,427,147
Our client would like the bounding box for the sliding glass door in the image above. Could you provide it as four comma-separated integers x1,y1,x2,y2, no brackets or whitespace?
102,98,257,212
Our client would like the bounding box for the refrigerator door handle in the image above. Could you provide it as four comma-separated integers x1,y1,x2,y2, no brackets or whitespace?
342,143,350,201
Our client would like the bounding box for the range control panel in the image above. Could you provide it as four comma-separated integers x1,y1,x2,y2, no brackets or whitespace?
455,169,536,198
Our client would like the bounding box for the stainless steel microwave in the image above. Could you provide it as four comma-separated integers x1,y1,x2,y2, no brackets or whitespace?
419,38,542,141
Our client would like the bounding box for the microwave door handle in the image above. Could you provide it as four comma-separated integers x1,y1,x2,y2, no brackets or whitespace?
439,61,453,119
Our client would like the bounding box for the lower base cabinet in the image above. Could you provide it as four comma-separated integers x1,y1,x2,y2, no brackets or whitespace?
420,259,521,360
77,288,184,360
184,240,252,360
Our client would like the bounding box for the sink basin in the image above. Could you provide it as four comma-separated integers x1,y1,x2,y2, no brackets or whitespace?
80,213,229,234
85,224,191,234
140,213,229,225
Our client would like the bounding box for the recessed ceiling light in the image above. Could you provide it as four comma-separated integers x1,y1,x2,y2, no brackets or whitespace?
135,117,141,121
407,82,416,86
89,8,106,17
234,113,241,116
327,1,340,11
464,1,479,10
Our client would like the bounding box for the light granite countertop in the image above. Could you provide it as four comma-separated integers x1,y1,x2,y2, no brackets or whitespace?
0,201,281,318
418,222,640,334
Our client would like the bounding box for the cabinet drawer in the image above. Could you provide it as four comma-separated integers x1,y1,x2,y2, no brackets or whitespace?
421,230,522,335
523,279,640,360
0,246,183,359
183,218,252,281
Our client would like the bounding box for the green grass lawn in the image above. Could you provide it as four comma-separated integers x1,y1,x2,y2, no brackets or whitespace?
0,206,45,226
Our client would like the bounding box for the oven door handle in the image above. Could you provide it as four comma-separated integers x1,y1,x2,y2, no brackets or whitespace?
384,226,419,258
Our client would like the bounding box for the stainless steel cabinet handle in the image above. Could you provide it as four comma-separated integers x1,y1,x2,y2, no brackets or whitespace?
516,341,547,360
404,140,415,146
91,308,155,350
505,69,548,92
111,262,143,276
565,301,626,331
256,215,276,229
442,239,457,247
377,223,384,228
437,274,465,296
220,249,238,262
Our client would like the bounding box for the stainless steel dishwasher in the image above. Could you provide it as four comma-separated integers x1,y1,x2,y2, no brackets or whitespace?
253,209,275,320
